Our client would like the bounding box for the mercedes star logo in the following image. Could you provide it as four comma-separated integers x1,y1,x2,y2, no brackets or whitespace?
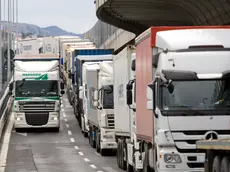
204,131,218,140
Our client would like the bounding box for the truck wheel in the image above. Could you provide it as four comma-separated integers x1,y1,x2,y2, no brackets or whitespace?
100,149,106,156
53,127,59,132
213,156,222,172
121,140,127,170
117,140,121,168
220,156,229,172
96,131,100,153
143,143,151,172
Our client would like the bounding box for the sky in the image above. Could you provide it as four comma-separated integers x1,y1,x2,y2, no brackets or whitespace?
3,0,98,34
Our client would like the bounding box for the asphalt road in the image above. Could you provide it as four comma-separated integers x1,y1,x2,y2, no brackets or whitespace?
4,95,122,172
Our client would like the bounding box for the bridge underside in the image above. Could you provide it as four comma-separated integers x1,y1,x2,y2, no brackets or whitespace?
97,0,230,35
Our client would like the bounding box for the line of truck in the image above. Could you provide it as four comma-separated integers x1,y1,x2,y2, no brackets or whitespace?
67,25,230,172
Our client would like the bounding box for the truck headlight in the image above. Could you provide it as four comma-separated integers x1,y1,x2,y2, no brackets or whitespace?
51,117,58,120
164,154,182,164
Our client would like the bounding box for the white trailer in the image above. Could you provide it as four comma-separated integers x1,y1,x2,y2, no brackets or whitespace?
87,62,117,155
113,45,136,170
18,39,43,55
42,37,59,55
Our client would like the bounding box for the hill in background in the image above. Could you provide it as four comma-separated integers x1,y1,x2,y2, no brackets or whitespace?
1,21,82,38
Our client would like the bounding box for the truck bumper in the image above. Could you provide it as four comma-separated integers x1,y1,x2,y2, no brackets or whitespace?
157,169,204,172
14,112,60,129
100,128,117,149
101,141,117,149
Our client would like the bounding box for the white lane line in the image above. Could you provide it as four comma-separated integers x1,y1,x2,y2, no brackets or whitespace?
74,146,79,150
103,167,119,172
97,171,103,172
78,152,84,156
0,113,14,172
61,109,64,112
68,130,72,135
66,124,69,128
64,118,67,122
61,104,63,107
95,152,100,156
84,158,90,162
70,138,75,142
63,113,66,117
90,164,97,169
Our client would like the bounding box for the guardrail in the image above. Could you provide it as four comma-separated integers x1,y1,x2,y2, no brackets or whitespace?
0,80,14,140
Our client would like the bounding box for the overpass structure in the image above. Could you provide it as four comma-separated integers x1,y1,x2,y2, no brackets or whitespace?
84,0,230,53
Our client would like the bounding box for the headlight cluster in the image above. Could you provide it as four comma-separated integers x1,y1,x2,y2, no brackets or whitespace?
164,154,182,164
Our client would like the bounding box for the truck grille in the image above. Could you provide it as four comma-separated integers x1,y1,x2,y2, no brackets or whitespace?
19,101,55,112
25,112,49,126
107,114,114,129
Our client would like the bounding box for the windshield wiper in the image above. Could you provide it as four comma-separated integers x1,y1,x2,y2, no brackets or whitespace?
170,105,205,115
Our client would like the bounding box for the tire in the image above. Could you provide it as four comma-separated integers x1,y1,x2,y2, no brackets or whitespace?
117,140,121,168
213,155,222,172
143,143,151,172
96,131,100,153
221,156,229,172
121,140,127,170
100,149,106,156
53,127,59,132
15,128,22,132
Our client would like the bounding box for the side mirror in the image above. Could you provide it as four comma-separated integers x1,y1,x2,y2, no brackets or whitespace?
68,71,71,79
9,82,13,91
126,90,132,105
60,82,65,89
61,90,65,95
93,101,99,107
147,82,156,111
93,91,98,101
79,90,83,99
126,83,133,90
71,74,75,84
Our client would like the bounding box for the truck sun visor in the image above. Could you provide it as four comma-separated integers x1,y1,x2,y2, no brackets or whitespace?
162,70,198,80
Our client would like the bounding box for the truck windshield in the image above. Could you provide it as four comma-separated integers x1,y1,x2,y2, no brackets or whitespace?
162,79,230,110
103,85,114,109
15,80,58,97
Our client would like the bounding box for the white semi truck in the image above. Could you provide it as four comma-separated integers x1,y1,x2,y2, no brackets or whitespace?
86,61,117,155
10,55,65,132
113,26,230,172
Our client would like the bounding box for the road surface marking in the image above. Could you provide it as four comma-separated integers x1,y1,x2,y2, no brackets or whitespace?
12,130,27,136
68,130,72,135
61,109,64,112
74,146,79,150
70,138,75,142
66,124,69,128
103,167,119,172
64,118,67,122
78,152,84,156
97,171,103,172
84,158,90,162
63,113,66,117
61,104,63,107
95,152,100,156
90,164,97,169
0,113,14,172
